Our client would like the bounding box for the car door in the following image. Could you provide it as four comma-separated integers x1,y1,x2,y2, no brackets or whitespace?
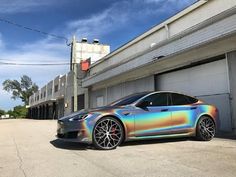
134,93,172,137
169,93,199,134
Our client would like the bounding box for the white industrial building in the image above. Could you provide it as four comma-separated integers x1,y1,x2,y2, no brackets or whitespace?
29,0,236,135
28,39,110,119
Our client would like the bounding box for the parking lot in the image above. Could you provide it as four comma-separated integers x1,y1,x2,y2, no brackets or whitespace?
0,119,235,177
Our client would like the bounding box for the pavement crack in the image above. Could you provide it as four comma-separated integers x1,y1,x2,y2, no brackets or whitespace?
13,137,27,177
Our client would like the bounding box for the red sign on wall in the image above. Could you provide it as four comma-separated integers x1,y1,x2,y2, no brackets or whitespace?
80,58,90,71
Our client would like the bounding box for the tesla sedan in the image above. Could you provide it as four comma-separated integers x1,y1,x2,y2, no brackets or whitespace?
57,91,218,150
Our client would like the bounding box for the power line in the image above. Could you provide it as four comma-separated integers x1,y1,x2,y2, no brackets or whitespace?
0,61,70,66
0,17,71,46
0,58,69,63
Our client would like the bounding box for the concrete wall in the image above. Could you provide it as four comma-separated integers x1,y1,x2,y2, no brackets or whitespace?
40,86,47,102
53,76,60,99
59,74,67,98
84,9,236,87
227,51,236,133
89,0,236,75
75,42,110,64
63,70,87,116
29,70,86,118
47,81,54,100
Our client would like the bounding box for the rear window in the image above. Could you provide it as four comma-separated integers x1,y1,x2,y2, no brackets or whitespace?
171,93,198,105
109,92,148,106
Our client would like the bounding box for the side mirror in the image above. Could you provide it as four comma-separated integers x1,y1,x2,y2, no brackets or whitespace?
137,101,150,109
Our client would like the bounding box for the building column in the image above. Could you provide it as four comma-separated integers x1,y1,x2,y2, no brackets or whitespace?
33,108,36,119
48,104,52,119
39,106,41,119
46,104,49,119
52,102,58,119
28,108,31,119
226,51,236,135
36,107,39,119
84,88,89,109
42,105,46,119
32,108,34,119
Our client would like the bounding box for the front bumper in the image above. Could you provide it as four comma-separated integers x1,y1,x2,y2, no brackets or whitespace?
56,119,92,143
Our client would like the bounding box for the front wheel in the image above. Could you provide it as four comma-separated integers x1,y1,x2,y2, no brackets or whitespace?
196,116,216,141
93,117,124,150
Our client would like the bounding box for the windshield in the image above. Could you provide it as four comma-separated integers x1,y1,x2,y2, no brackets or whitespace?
109,92,149,106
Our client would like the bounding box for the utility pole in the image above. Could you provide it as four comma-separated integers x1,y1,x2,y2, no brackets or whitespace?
72,35,78,112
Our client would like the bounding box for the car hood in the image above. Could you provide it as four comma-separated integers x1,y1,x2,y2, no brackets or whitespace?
58,105,130,121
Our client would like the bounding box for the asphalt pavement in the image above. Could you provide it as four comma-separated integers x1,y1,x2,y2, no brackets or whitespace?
0,119,236,177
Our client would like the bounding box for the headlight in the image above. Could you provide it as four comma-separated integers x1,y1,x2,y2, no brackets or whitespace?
69,114,91,121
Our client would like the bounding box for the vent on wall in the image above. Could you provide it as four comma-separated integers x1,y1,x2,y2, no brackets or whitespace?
93,39,99,44
81,38,88,43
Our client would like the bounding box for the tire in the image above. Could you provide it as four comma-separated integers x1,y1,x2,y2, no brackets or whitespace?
93,117,124,150
196,116,216,141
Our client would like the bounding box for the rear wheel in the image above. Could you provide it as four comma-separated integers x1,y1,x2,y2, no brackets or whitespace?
93,117,124,150
196,116,215,141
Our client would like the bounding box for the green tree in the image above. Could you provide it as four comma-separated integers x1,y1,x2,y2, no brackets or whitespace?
13,105,27,118
0,109,5,116
7,105,27,118
7,110,15,118
2,75,38,105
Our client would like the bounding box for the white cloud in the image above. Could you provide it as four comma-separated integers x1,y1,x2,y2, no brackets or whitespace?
0,0,196,110
0,0,66,14
0,37,70,110
0,33,5,50
67,1,130,40
66,0,196,40
0,36,70,62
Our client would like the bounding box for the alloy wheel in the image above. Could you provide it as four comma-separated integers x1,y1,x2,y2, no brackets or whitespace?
93,118,123,150
198,117,215,141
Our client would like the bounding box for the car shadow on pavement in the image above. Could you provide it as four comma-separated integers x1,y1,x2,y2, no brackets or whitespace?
50,137,194,151
50,139,95,151
120,137,191,147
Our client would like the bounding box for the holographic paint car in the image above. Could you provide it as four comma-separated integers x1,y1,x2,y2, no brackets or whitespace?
57,91,218,150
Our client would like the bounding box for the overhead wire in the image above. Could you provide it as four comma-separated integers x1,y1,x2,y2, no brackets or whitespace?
0,63,70,66
0,61,70,66
0,17,72,66
0,58,69,63
0,17,71,46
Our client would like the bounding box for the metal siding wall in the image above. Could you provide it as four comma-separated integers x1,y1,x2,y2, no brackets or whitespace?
157,60,229,96
156,59,232,132
107,83,123,104
90,76,154,106
90,88,106,108
107,76,154,104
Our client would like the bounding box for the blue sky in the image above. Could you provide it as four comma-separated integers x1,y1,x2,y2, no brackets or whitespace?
0,0,197,111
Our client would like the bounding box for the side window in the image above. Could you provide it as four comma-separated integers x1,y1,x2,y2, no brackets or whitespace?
171,93,190,105
142,93,168,107
185,95,198,104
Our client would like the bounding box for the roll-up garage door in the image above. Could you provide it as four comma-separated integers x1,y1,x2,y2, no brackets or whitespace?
155,59,232,132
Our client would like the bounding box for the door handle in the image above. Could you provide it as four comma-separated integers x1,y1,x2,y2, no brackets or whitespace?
161,109,169,112
190,107,197,110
